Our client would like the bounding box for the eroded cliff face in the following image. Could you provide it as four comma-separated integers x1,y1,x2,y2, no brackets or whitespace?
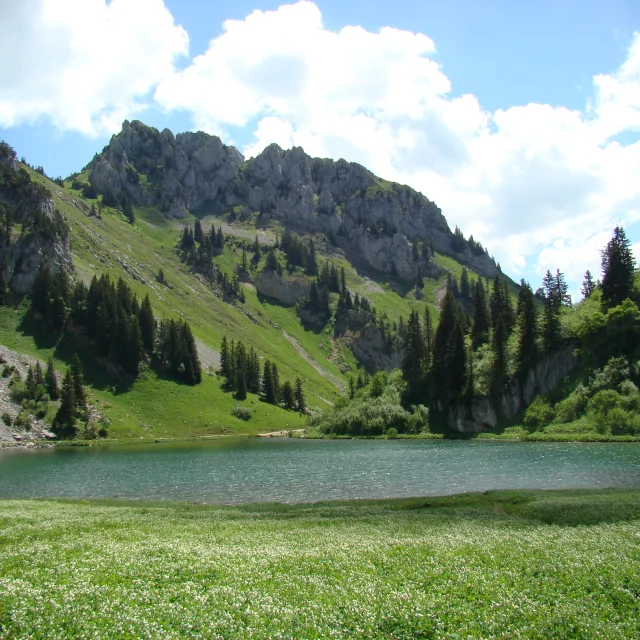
88,121,502,283
448,345,578,433
0,145,73,296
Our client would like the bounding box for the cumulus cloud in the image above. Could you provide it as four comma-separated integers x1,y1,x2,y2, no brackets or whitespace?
154,2,640,292
0,0,188,135
4,0,640,293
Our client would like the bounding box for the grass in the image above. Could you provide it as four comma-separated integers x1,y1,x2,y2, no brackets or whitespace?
0,488,639,637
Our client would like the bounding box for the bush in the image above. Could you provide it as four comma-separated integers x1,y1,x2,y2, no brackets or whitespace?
587,389,622,434
407,404,429,433
1,412,11,426
369,371,388,398
554,384,589,423
607,408,639,436
13,411,32,431
590,357,630,392
1,364,12,378
386,427,398,439
231,405,252,421
523,396,555,430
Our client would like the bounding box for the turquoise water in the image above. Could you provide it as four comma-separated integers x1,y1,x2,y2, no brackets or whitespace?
0,438,639,504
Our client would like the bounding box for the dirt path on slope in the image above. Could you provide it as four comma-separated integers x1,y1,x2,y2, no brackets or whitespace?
282,330,345,392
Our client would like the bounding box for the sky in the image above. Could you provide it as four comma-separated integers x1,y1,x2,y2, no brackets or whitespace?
1,0,640,295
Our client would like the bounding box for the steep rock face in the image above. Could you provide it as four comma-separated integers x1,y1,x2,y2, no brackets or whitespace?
334,309,402,373
255,269,309,306
88,121,502,281
0,144,73,295
448,345,578,433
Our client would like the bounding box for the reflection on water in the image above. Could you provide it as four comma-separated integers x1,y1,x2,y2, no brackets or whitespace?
0,438,639,504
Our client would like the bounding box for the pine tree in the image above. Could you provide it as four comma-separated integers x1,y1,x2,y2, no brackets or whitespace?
282,381,295,410
541,270,561,351
241,247,248,271
34,361,45,388
423,305,434,369
53,368,76,433
235,370,247,400
401,310,425,391
516,280,538,370
45,356,59,400
601,226,636,308
492,315,507,380
262,361,276,404
340,268,347,296
252,235,261,264
194,219,203,244
581,270,596,299
348,376,355,399
272,363,281,403
432,290,467,401
70,353,86,407
471,279,490,349
460,267,471,299
138,294,155,353
294,378,306,413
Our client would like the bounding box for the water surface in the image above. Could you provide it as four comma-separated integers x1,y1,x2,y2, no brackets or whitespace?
0,438,639,504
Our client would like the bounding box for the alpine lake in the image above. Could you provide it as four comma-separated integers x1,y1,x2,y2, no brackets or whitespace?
1,438,639,504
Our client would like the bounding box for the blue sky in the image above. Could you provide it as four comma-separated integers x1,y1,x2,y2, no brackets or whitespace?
1,0,640,293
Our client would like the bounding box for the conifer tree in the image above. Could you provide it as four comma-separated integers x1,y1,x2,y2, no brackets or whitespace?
235,369,247,400
194,219,203,244
252,235,261,263
423,305,434,369
581,270,596,299
34,361,45,388
45,356,59,400
401,310,425,391
53,368,76,433
262,361,276,404
138,294,155,353
241,247,248,271
294,377,306,413
471,279,491,349
460,267,471,299
492,315,507,380
432,290,467,401
601,226,636,308
541,270,562,351
348,376,355,399
282,381,295,410
272,363,281,402
516,280,538,370
70,353,86,408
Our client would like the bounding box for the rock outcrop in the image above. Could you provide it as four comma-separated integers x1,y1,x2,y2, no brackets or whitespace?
0,143,73,295
448,345,578,433
87,120,502,283
255,269,309,306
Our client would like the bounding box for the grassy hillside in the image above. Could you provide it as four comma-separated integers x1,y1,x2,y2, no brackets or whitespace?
0,165,498,439
1,489,639,637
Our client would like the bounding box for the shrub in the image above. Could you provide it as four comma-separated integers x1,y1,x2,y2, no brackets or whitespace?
407,404,429,433
1,364,12,378
607,408,639,436
231,405,252,421
523,396,555,430
554,384,589,423
590,357,630,392
369,371,388,398
1,412,11,426
587,389,622,434
13,411,32,431
386,427,398,439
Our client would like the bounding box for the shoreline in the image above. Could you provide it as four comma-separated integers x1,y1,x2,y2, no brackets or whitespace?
2,430,640,450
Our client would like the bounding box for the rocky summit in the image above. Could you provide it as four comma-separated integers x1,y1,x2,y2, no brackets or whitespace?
87,120,501,283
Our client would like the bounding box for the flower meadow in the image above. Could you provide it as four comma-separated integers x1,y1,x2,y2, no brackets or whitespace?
0,491,639,639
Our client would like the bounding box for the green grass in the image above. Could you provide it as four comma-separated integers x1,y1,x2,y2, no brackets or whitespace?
0,488,639,637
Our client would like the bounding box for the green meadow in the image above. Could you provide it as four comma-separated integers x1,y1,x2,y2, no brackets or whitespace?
0,489,639,638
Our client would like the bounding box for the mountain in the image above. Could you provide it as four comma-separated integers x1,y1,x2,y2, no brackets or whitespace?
7,121,631,445
86,120,502,284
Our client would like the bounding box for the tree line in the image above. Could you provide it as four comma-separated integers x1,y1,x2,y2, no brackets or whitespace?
401,227,637,409
30,267,201,384
219,337,306,412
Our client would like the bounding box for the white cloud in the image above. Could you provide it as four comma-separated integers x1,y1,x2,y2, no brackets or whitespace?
154,4,640,293
0,0,188,135
4,1,640,295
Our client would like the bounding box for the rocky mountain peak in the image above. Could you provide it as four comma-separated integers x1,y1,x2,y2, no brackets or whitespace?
87,121,502,282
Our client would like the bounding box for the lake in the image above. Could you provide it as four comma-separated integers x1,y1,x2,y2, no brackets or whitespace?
0,438,639,504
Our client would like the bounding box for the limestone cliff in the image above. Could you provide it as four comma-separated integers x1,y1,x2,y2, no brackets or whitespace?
448,345,578,433
0,144,73,295
87,120,502,283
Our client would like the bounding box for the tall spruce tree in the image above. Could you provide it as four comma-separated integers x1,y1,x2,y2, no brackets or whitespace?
601,226,636,308
294,377,306,413
70,353,86,407
432,290,467,402
53,368,76,433
581,270,596,299
471,279,491,349
423,305,434,370
282,381,295,410
262,361,277,404
401,310,425,395
138,294,155,353
516,280,538,370
45,356,59,400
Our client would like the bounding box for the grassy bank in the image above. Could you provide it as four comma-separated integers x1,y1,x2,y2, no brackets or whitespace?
1,489,639,638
